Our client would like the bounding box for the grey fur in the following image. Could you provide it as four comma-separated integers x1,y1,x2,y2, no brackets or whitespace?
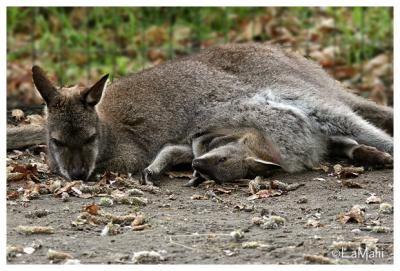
32,43,393,181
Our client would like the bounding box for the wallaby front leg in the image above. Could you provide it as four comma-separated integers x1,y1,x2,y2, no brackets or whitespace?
141,144,193,185
328,136,393,168
184,170,207,187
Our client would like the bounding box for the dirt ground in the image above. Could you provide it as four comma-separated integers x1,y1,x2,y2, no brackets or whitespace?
6,147,394,264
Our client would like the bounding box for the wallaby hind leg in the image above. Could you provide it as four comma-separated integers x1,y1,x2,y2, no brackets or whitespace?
141,144,193,185
328,136,393,168
341,92,393,135
316,106,393,154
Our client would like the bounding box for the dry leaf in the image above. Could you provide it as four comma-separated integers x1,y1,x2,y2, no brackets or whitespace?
132,215,145,226
84,203,99,215
55,181,82,196
47,249,73,261
334,164,364,179
7,191,19,200
304,255,337,264
132,224,151,231
342,180,363,188
337,205,365,224
190,194,207,200
16,225,54,234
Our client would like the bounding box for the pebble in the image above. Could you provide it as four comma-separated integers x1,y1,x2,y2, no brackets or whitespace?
379,203,393,214
297,196,308,204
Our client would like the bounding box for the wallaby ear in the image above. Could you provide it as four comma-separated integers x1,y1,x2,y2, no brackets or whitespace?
32,65,58,104
81,74,109,106
245,157,281,175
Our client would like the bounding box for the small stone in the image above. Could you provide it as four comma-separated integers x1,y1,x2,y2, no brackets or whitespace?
365,195,382,204
242,241,261,248
297,196,308,204
168,194,177,200
230,229,244,241
351,229,361,235
262,215,286,229
252,216,263,226
128,188,144,196
99,197,113,207
61,192,70,202
11,109,25,121
371,226,390,233
25,209,50,218
132,250,166,264
379,203,393,214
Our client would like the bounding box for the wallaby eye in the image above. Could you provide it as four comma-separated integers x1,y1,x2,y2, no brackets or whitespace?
51,138,65,147
84,134,97,145
218,157,227,163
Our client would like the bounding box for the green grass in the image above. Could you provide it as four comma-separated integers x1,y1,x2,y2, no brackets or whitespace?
7,7,393,84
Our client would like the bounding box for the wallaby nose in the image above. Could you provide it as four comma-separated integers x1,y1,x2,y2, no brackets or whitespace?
70,169,87,181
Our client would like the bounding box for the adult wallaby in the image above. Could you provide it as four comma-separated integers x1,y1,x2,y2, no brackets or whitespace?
142,128,393,187
31,43,393,181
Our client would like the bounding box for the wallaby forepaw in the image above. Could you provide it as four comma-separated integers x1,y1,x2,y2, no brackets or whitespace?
353,145,393,169
184,176,205,187
140,168,160,186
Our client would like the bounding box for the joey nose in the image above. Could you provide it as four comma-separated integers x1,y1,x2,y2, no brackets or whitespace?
192,159,204,170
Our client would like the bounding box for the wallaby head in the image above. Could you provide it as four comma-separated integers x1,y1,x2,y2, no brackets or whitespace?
32,66,109,180
192,134,281,183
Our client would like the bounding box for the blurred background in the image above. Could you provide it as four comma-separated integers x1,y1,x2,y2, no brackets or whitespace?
7,7,393,110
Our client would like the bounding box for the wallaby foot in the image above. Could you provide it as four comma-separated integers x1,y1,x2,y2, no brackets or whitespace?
352,145,393,169
328,136,393,169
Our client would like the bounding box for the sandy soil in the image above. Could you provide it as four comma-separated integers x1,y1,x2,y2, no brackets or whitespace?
6,150,393,264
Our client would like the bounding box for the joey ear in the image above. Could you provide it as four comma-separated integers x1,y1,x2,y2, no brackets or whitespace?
81,74,109,106
245,157,281,175
32,65,58,104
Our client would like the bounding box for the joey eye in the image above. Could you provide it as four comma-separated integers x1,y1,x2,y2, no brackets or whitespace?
84,134,97,144
218,157,227,163
51,138,65,147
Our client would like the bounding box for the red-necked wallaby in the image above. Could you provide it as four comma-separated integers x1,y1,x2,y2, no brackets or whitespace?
32,43,393,181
